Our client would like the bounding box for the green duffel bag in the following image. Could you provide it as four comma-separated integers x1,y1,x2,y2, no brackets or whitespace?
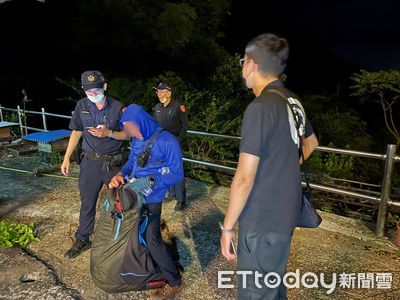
90,182,165,293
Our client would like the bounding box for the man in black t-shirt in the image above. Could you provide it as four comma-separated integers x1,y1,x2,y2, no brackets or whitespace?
220,34,319,299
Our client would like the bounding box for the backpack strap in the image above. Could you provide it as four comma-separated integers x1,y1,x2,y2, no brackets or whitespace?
267,88,304,159
147,129,164,150
137,129,164,168
268,88,311,189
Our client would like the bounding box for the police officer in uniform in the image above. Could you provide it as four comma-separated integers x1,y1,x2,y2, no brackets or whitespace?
61,70,128,259
153,83,188,211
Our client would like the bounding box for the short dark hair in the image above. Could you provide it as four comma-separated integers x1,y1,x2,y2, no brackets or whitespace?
245,33,289,77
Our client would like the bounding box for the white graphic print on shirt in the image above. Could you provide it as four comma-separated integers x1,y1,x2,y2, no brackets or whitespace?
286,97,306,148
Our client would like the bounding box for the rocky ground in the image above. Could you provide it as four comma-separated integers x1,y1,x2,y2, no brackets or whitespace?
1,151,400,299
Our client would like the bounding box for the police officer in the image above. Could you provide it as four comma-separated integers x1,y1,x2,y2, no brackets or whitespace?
61,70,127,259
153,83,188,211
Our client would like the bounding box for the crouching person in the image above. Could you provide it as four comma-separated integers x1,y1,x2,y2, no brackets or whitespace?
109,104,184,300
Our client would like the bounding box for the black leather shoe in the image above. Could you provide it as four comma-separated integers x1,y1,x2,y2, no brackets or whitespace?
174,202,187,212
64,239,92,259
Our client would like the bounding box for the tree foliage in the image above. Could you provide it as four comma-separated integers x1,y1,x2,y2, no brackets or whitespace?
351,70,400,146
62,0,230,78
56,57,400,188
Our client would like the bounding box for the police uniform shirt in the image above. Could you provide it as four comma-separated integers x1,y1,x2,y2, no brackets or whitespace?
153,99,188,142
69,96,124,155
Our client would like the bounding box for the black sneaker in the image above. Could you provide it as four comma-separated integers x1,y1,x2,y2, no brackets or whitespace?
64,239,92,259
174,202,187,212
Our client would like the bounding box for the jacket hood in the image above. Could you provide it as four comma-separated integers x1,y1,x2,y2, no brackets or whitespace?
119,104,161,140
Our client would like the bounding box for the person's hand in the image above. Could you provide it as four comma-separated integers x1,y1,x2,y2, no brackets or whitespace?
109,172,125,189
61,159,70,176
88,125,110,138
220,230,237,261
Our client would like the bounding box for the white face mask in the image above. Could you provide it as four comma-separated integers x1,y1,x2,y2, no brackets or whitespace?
243,67,254,89
88,93,105,103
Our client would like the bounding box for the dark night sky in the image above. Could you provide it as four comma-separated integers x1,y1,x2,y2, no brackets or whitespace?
0,0,399,109
222,0,400,95
224,0,400,73
273,0,400,70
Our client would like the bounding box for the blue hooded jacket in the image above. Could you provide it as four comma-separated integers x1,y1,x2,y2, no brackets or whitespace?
119,104,184,203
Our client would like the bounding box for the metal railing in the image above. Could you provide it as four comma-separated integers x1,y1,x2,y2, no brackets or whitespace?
1,104,399,237
0,105,73,134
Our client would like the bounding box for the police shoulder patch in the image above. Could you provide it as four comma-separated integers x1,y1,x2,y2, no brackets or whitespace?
180,105,186,112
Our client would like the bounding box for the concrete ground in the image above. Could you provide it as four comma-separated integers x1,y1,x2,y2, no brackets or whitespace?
1,153,400,299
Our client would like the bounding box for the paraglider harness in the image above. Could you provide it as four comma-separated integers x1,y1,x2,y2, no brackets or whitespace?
90,129,168,293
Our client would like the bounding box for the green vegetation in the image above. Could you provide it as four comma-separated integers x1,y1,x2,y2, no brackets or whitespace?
3,111,21,136
0,220,40,248
49,151,64,166
57,59,399,189
351,69,400,146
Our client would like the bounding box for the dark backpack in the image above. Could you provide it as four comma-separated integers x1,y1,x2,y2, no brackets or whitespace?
90,186,165,293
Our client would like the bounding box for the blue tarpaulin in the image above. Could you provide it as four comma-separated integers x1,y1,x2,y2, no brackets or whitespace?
23,130,71,144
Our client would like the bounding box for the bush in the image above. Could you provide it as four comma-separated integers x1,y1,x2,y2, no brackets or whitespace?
302,144,360,185
50,151,64,165
182,55,251,182
55,56,396,188
351,69,400,146
0,220,40,248
3,111,21,136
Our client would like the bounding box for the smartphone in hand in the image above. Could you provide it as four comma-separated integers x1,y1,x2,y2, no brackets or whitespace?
219,222,237,255
230,239,237,255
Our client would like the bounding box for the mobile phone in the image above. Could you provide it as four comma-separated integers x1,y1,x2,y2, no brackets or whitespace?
219,222,237,255
86,126,95,129
230,239,237,255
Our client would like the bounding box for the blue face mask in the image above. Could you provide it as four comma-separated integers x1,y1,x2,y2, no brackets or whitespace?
88,93,105,103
